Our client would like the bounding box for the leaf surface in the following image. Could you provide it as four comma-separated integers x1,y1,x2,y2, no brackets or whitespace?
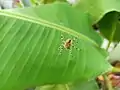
75,0,120,23
0,2,111,90
98,12,120,42
70,80,99,90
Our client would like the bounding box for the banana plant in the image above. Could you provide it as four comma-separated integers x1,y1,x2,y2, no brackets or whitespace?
0,1,112,90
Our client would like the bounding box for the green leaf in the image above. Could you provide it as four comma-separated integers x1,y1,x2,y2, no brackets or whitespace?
98,11,120,42
75,0,120,24
8,3,103,46
35,84,68,90
35,80,99,90
75,0,120,41
70,80,99,90
0,2,111,90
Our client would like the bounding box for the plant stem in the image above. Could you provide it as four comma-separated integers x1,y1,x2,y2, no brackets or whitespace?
112,67,120,73
103,74,113,90
106,41,111,51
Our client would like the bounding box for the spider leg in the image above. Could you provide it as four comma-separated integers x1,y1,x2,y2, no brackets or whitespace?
61,33,64,41
58,45,63,55
73,37,77,41
58,33,65,55
69,48,72,56
72,37,81,51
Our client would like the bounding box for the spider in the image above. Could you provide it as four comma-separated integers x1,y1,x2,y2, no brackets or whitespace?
58,33,80,55
64,39,72,49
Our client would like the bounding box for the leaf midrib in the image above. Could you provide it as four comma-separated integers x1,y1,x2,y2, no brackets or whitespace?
0,10,98,47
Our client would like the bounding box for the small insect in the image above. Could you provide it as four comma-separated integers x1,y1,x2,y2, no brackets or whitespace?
64,39,72,49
